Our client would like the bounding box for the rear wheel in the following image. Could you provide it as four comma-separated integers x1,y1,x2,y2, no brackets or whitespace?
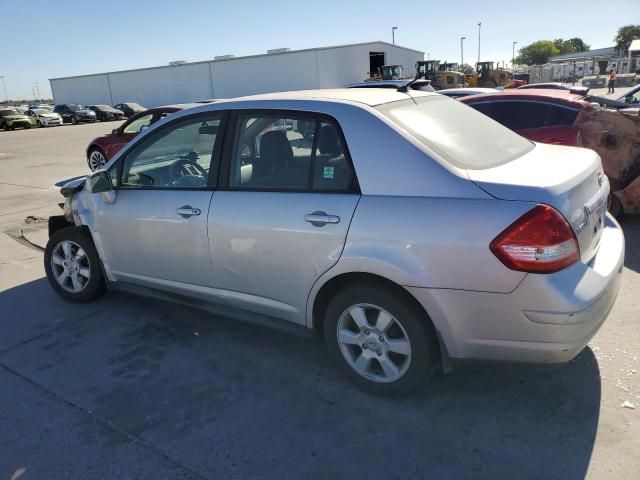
87,148,107,171
1,122,7,131
324,283,438,396
44,227,106,303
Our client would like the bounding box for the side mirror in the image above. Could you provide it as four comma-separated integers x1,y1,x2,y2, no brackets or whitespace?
87,170,113,193
112,129,119,135
87,170,117,204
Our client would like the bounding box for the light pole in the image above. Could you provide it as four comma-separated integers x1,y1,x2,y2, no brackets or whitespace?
392,26,398,45
512,41,517,74
460,36,466,66
427,52,430,60
0,76,8,104
477,22,482,64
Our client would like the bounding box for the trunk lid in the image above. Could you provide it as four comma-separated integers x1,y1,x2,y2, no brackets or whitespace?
467,142,609,263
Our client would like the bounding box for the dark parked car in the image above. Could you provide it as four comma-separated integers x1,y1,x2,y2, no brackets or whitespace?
347,79,435,92
461,89,640,216
54,104,96,124
113,102,145,118
85,105,189,170
88,105,125,122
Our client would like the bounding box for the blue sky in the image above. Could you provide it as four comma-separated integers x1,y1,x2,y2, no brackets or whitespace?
1,0,635,100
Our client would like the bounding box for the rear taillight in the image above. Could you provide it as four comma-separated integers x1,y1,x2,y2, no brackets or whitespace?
490,205,579,273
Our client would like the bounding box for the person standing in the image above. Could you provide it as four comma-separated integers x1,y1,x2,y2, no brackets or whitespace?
607,69,617,94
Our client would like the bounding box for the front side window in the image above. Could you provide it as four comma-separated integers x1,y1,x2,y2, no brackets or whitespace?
229,113,354,191
120,114,222,189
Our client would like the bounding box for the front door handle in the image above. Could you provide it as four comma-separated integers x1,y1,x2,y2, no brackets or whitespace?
304,211,340,227
176,205,201,218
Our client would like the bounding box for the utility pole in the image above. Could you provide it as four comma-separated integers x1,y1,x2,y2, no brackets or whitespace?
512,41,517,74
477,22,482,64
34,80,41,100
461,36,466,66
392,26,398,45
0,76,8,104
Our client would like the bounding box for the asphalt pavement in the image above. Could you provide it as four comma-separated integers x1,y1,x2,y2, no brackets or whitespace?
0,121,638,479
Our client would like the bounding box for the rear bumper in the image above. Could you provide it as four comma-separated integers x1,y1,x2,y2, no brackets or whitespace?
408,214,625,364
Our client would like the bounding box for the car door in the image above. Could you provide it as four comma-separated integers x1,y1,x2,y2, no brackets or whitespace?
96,111,227,293
208,111,361,325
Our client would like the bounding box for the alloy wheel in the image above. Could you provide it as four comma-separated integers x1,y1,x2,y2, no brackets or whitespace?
50,240,91,293
89,150,106,171
336,303,412,383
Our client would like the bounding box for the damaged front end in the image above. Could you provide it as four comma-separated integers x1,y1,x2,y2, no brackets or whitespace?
49,176,87,238
576,107,640,214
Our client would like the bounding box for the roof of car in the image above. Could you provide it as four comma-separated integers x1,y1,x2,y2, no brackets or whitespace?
228,88,436,107
461,88,588,106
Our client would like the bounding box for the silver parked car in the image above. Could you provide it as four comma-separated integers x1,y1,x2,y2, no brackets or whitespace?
45,89,624,396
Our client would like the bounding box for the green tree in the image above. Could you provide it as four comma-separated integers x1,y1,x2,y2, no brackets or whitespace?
514,40,560,65
553,38,590,54
460,63,474,74
614,25,640,54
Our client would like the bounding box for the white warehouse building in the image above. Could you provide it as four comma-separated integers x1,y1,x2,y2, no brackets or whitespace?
49,41,424,107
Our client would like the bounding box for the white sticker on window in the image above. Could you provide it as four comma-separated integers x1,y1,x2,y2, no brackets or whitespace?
323,166,334,179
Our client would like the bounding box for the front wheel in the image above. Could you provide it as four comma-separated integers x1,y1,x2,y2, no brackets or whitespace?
44,227,106,303
87,148,107,171
71,116,78,125
324,283,438,396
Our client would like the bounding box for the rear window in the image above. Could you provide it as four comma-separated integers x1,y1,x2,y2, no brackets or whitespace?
376,96,534,169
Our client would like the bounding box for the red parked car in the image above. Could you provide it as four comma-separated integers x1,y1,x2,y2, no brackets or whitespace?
86,105,184,171
461,89,640,216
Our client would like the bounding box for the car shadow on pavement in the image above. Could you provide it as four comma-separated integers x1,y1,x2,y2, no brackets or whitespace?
0,277,601,480
621,215,640,273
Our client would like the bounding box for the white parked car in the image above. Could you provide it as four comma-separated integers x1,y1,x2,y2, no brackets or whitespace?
26,108,63,127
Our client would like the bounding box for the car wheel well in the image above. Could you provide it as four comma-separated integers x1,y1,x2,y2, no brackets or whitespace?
312,272,438,341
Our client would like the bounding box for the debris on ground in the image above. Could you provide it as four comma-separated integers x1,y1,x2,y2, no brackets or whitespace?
621,401,636,410
24,215,47,224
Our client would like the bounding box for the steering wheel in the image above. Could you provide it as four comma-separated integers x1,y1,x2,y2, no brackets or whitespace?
170,158,207,187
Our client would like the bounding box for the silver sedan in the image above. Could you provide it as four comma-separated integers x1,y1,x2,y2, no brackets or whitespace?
45,88,624,396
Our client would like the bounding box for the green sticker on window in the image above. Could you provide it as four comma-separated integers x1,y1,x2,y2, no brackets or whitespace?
323,166,335,179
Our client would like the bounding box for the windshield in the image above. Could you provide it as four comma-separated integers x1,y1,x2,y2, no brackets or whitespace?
376,96,534,170
127,103,144,109
69,105,83,111
33,109,48,115
0,109,19,116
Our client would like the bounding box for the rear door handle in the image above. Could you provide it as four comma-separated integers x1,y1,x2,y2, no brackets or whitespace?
304,211,340,226
176,205,201,218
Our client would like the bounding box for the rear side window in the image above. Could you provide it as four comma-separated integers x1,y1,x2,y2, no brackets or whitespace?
228,114,354,191
547,105,579,126
377,96,533,170
471,101,578,131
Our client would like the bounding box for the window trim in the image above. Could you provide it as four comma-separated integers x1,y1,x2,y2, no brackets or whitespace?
113,110,229,192
218,109,359,194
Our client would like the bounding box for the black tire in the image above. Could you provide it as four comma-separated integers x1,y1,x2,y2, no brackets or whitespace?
44,227,106,303
323,283,438,396
607,192,623,219
37,120,42,127
87,147,107,171
71,116,78,125
1,122,7,131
